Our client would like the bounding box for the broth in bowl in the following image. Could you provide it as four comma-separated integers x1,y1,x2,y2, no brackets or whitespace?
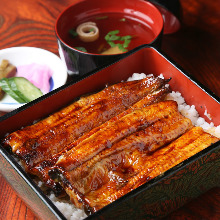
66,13,156,54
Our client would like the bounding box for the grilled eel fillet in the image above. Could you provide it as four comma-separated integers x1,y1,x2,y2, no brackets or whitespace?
51,121,219,214
30,86,169,195
2,75,169,172
82,127,219,213
49,100,199,212
54,101,180,170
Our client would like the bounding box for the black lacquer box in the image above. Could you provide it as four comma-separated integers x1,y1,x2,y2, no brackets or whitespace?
0,46,219,220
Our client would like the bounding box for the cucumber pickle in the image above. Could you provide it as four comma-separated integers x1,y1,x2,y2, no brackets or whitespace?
0,77,43,103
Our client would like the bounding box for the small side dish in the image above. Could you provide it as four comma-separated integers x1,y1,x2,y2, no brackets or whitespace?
0,47,67,112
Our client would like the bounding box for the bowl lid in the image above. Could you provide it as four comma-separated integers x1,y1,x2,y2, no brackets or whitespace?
148,0,181,34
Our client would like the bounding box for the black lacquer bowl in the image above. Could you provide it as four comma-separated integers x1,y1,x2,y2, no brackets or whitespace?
55,0,164,78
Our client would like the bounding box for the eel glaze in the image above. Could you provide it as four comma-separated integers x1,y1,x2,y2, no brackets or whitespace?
2,76,169,172
49,100,218,213
31,86,169,195
82,127,219,213
2,76,218,214
51,122,218,214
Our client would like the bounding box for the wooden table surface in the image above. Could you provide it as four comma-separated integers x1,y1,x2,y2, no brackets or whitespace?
0,0,219,219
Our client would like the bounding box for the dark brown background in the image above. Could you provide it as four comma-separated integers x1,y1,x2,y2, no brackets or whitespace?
0,0,219,219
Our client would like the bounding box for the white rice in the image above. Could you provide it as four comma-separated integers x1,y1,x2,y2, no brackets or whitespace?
166,91,220,138
48,192,87,220
130,73,220,138
16,73,220,219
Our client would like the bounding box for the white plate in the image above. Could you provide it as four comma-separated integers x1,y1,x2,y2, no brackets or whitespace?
0,47,67,112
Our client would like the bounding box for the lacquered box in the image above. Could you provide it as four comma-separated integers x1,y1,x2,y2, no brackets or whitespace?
0,46,219,220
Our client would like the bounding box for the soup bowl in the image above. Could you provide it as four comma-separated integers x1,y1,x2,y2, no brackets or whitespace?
55,0,163,78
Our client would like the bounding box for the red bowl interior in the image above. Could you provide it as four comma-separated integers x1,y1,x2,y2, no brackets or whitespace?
55,0,163,55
